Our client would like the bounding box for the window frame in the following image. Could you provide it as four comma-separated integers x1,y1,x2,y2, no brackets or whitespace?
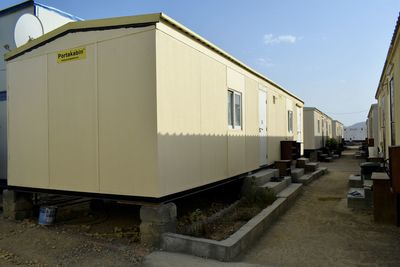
228,89,242,130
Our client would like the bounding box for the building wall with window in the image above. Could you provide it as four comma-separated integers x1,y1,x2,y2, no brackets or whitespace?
156,22,304,195
343,122,367,142
375,13,400,159
332,120,344,143
303,107,334,150
6,14,304,198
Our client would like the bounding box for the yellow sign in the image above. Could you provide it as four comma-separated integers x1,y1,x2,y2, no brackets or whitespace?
57,47,86,63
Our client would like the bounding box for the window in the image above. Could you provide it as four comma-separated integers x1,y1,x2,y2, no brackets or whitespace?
288,110,293,133
228,90,242,129
317,120,320,133
273,95,276,104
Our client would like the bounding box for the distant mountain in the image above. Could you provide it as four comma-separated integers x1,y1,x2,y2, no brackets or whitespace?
345,121,366,128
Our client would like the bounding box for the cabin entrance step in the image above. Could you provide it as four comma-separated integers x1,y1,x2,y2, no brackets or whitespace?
247,168,279,186
260,176,291,194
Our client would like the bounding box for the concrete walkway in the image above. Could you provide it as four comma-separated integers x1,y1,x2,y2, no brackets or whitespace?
240,150,400,266
144,251,267,267
145,149,400,266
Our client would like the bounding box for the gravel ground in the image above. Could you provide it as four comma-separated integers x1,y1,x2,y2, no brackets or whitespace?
241,149,400,267
0,205,150,266
1,148,400,266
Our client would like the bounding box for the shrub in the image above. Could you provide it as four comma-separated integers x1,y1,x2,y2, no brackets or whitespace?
326,138,338,151
240,179,277,209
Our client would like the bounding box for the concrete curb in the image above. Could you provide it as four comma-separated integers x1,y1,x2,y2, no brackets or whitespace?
161,185,303,261
299,167,328,185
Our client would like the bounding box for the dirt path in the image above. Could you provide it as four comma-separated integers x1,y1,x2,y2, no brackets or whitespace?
241,150,400,266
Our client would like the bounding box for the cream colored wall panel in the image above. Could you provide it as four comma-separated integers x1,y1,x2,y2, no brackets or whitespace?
98,31,159,197
227,67,245,92
227,133,246,176
0,100,7,180
267,92,286,162
156,30,202,195
7,57,49,188
199,55,228,184
303,109,315,149
156,23,302,105
393,48,400,145
245,78,259,170
47,44,98,192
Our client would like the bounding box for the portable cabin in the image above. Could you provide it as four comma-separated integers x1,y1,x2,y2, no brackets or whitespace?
326,116,333,140
343,122,367,142
0,0,80,186
375,13,400,159
5,13,303,201
367,104,379,147
332,120,344,144
303,107,332,152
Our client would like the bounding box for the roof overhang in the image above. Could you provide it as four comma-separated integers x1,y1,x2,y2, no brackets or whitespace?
303,107,333,120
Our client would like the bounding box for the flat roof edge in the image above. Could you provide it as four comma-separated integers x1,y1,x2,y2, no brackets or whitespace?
304,106,333,120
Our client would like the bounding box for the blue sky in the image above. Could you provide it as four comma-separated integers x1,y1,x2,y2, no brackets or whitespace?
2,0,400,126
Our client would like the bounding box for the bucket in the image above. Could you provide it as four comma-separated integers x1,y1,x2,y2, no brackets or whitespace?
368,147,378,158
38,206,57,225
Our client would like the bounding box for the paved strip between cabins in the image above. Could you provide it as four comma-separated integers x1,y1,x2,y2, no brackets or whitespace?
239,150,400,267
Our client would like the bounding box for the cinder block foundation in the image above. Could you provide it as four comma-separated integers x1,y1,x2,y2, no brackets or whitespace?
2,190,33,220
140,202,177,246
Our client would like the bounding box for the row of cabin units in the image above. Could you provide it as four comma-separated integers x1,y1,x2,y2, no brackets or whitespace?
4,13,304,201
0,0,81,186
364,13,400,226
367,104,380,155
303,107,343,153
373,13,400,160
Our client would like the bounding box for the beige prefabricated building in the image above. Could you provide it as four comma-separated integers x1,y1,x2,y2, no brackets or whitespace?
303,107,333,151
5,13,303,199
367,104,379,146
332,120,344,143
375,13,400,159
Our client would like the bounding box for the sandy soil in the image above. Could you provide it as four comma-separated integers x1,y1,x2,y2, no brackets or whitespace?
0,203,150,266
1,148,400,266
241,149,400,266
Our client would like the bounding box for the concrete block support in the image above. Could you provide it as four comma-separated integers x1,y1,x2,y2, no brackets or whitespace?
2,190,33,220
140,202,177,246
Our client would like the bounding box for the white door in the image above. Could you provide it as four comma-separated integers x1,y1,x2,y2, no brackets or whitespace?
297,106,302,142
259,90,267,165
